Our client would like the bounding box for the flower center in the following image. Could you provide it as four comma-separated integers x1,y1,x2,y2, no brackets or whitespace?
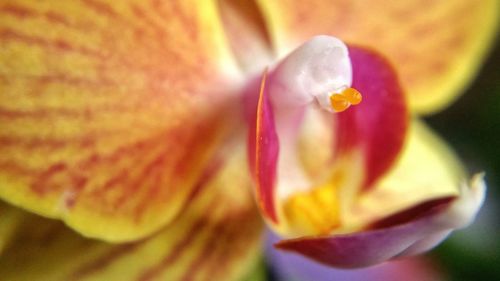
265,36,363,236
282,172,344,235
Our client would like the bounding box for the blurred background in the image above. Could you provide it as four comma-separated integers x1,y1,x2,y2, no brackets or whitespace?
259,38,500,281
426,37,500,281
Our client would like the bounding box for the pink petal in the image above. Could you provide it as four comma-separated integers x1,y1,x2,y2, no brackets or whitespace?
337,46,408,189
252,70,280,222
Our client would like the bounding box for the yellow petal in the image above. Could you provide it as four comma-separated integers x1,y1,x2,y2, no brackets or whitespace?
240,258,267,281
0,0,239,241
256,0,499,113
218,0,274,73
343,119,466,230
0,143,263,281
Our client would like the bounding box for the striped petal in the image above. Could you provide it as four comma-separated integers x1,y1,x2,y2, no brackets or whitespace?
0,142,263,281
249,41,408,236
256,0,499,113
0,0,239,241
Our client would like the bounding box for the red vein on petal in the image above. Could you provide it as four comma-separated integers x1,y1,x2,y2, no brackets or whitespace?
130,4,168,41
0,4,37,18
70,197,219,280
135,217,212,281
0,75,114,91
31,163,67,195
69,243,141,281
139,1,198,41
194,209,261,281
0,28,106,59
179,221,228,281
0,3,94,32
81,0,120,19
0,107,101,119
25,128,174,197
0,161,36,176
129,123,220,219
0,136,95,149
111,148,169,210
43,11,71,27
68,155,226,279
134,149,226,224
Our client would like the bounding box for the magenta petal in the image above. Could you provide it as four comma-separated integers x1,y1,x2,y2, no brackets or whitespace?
251,70,280,223
337,46,409,189
275,197,455,268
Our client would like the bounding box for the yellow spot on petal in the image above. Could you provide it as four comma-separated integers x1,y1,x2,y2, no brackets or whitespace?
283,183,340,235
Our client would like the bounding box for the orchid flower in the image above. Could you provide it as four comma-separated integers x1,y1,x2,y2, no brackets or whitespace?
0,0,498,280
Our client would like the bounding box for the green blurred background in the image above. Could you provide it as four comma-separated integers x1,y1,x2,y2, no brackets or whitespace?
425,38,499,281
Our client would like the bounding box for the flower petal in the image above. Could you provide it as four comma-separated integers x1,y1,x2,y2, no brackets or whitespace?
217,0,274,73
0,0,239,241
0,143,263,281
276,174,485,268
339,46,408,190
257,0,499,113
253,69,280,223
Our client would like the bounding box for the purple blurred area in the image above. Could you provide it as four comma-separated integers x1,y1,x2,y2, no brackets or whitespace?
265,231,446,281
